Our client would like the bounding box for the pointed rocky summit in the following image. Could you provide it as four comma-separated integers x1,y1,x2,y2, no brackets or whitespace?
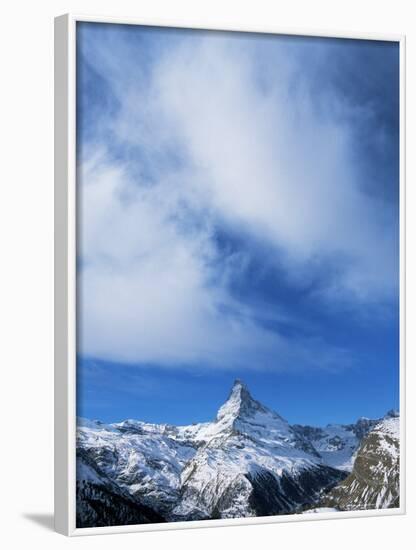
216,379,270,422
76,379,397,524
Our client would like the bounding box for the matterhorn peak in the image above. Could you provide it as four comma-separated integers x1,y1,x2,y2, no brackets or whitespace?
216,379,268,423
230,379,250,398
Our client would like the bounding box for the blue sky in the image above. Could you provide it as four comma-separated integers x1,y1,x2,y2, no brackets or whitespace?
76,23,400,427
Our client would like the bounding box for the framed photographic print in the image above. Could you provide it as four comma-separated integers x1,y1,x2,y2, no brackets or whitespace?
54,14,405,536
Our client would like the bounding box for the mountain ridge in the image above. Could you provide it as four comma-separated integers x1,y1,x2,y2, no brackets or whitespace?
319,416,400,511
76,380,400,527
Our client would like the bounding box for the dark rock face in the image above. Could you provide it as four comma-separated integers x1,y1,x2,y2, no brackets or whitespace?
246,466,347,517
349,417,379,441
76,481,165,528
321,417,400,511
292,425,325,441
76,451,165,528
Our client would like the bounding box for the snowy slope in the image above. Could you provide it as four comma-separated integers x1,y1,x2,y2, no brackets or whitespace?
292,413,393,471
77,417,197,515
172,381,344,519
321,416,400,510
76,381,399,525
76,449,165,527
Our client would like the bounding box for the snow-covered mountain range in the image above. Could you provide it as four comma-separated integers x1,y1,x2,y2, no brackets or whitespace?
76,380,400,527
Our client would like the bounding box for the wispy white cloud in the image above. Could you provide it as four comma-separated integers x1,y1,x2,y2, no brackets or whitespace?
79,150,344,370
77,31,398,369
151,38,397,299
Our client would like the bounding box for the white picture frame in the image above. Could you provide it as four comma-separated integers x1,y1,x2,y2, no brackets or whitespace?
54,13,406,536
